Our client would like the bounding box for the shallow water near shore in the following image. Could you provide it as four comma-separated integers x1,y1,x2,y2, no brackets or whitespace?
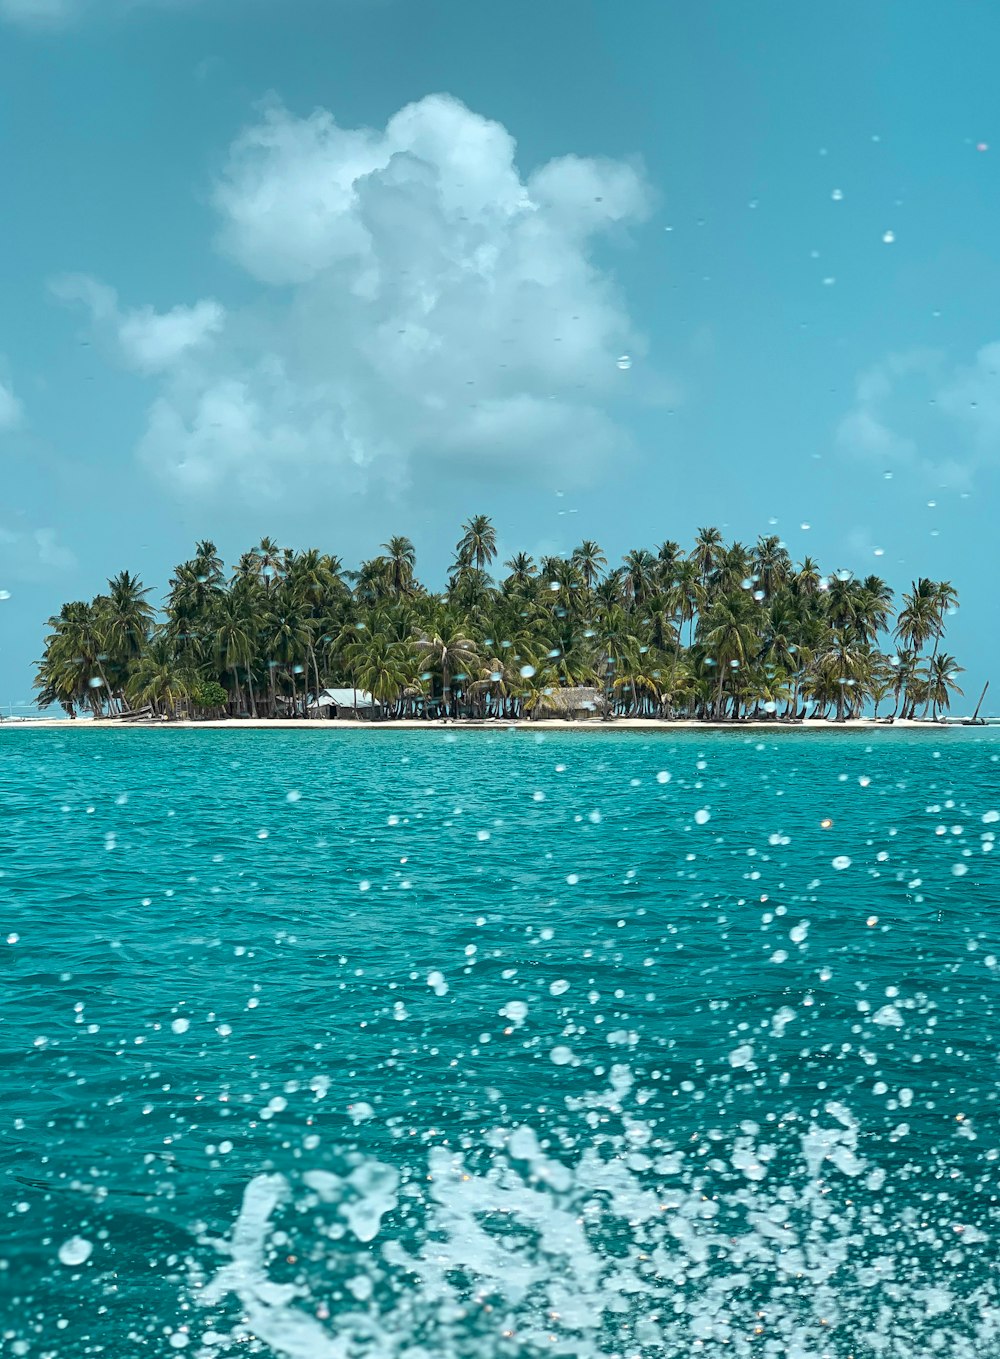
2,726,999,1357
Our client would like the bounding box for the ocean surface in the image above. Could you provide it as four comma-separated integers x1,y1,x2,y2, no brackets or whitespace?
2,726,999,1359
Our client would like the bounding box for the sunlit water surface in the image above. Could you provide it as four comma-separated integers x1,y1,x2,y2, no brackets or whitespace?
2,727,999,1359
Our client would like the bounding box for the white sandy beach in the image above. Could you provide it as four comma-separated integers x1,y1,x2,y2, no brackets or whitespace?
2,716,972,731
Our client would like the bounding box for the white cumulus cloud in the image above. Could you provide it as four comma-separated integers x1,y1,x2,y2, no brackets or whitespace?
52,275,226,374
117,300,225,374
836,344,1000,489
60,94,654,503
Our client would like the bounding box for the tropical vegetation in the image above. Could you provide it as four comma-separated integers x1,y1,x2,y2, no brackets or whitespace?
34,521,963,723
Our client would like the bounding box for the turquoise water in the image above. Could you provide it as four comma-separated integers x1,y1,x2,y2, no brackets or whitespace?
2,727,999,1358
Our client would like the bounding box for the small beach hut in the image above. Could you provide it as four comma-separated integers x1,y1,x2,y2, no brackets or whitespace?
308,688,381,720
531,685,607,721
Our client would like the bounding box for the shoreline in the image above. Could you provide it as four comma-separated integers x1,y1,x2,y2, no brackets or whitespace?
1,716,984,732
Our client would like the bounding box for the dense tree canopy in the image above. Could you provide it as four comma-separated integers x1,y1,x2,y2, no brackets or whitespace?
35,517,963,722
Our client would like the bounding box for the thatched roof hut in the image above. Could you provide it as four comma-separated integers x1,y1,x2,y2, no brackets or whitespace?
531,685,607,720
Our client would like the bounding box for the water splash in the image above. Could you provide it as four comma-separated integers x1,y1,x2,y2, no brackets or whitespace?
184,1070,999,1359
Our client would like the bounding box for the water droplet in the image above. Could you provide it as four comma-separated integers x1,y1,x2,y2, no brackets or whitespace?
832,855,852,870
500,999,528,1026
58,1237,93,1267
694,808,711,826
831,188,843,201
170,1017,190,1035
519,664,536,678
616,354,632,370
882,229,895,244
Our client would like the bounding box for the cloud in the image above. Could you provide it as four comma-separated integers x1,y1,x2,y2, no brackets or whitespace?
59,94,653,503
0,377,23,430
52,275,226,374
118,300,225,374
0,524,77,578
836,344,1000,489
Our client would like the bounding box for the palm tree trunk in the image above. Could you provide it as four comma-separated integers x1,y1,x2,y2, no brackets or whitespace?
310,646,322,721
921,632,942,717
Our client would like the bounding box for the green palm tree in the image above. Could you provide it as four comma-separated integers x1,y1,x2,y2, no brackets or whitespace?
896,579,940,655
255,537,285,589
923,653,964,721
621,549,657,608
693,526,724,588
792,556,822,598
701,596,759,718
213,593,257,716
343,635,415,717
674,558,703,647
816,629,874,721
655,540,682,585
104,570,154,666
264,608,314,717
612,645,662,716
571,540,606,591
751,536,791,599
456,515,497,573
125,637,195,718
381,537,417,597
467,655,518,718
889,648,919,718
417,620,479,718
711,542,751,598
919,581,959,716
855,575,894,645
502,553,536,593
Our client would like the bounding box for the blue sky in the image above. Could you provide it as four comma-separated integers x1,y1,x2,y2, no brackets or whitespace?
1,0,997,712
